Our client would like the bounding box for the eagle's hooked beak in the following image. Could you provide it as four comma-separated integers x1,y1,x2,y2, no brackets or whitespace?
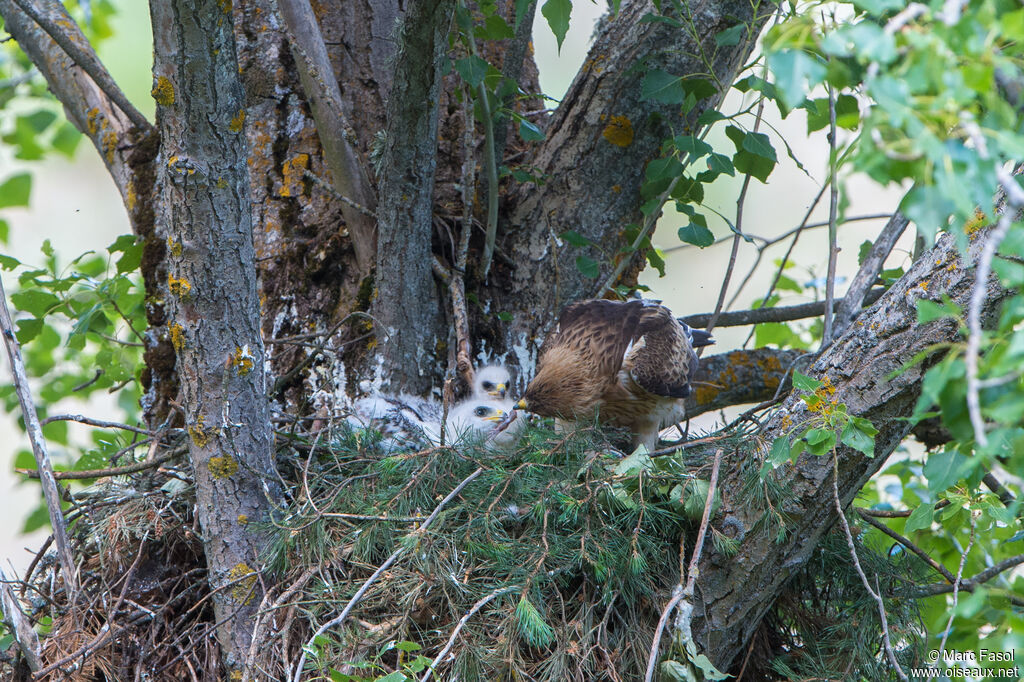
514,398,528,411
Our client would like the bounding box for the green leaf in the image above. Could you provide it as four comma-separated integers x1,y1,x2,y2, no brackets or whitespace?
560,230,592,247
792,371,823,392
715,23,746,47
641,69,686,104
762,436,792,473
518,119,545,142
677,222,714,248
741,132,777,161
0,253,19,270
0,173,32,209
475,14,515,40
904,503,934,533
15,318,44,344
51,122,82,158
767,49,825,108
575,255,599,278
916,298,961,324
923,449,974,495
541,0,571,50
733,150,775,183
804,428,836,455
10,289,60,317
840,418,875,457
454,56,490,87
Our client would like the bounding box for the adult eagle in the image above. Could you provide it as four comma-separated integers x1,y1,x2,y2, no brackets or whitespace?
515,299,712,452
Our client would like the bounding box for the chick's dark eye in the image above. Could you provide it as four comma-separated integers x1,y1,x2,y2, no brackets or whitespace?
482,382,495,390
474,407,488,417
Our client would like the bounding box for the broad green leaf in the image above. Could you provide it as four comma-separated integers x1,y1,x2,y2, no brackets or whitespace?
541,0,571,50
0,173,32,209
454,56,490,87
641,69,686,104
841,419,875,457
767,49,825,108
923,449,974,495
715,23,746,47
904,503,934,533
518,119,545,142
575,255,599,278
677,222,714,247
804,428,836,455
560,230,592,247
792,371,823,392
10,289,60,317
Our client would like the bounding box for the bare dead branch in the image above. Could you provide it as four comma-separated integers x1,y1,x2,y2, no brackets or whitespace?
833,212,909,336
0,568,42,673
821,87,840,347
8,0,149,130
17,445,186,480
832,452,909,681
0,274,79,598
683,287,886,329
420,585,519,682
40,413,155,436
910,553,1024,598
688,348,807,418
277,0,378,274
433,257,474,386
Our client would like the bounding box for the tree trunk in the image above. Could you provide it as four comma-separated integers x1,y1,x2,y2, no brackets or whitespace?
149,0,280,670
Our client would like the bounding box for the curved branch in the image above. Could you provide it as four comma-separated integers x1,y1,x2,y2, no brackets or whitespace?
688,348,806,417
0,0,155,227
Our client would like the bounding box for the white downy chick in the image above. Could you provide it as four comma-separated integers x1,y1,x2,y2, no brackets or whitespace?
473,365,511,400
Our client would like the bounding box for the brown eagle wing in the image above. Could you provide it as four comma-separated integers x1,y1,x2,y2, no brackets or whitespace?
542,299,647,380
627,303,698,399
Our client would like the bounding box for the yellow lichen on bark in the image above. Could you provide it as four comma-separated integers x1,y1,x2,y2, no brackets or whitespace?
151,76,176,106
227,563,258,605
231,345,255,376
209,455,238,479
279,154,310,197
229,109,245,133
602,116,634,147
168,273,192,298
188,415,216,448
169,322,185,354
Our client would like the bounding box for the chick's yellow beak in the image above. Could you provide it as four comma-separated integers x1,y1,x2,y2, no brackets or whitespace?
495,383,507,398
484,410,505,423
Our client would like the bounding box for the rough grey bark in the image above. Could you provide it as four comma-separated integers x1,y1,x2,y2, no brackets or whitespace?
690,228,1009,669
277,0,378,275
149,0,280,672
371,0,455,394
833,212,910,336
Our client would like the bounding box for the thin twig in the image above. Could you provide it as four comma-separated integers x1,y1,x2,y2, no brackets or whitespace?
420,585,519,682
855,508,956,583
11,0,149,130
832,451,909,681
40,413,154,436
292,467,484,682
821,86,840,348
706,94,767,336
644,449,723,681
936,512,976,663
0,272,79,598
910,553,1024,597
17,445,186,480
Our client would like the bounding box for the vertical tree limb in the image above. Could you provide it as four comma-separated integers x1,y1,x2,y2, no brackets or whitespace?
149,0,280,670
276,0,379,275
372,0,456,394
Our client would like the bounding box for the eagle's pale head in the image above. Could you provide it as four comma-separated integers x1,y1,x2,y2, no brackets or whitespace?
516,346,603,419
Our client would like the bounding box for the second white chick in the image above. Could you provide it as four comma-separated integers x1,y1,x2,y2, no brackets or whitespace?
425,397,522,448
473,364,511,400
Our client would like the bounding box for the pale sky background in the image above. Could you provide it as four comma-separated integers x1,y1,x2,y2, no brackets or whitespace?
0,2,911,572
